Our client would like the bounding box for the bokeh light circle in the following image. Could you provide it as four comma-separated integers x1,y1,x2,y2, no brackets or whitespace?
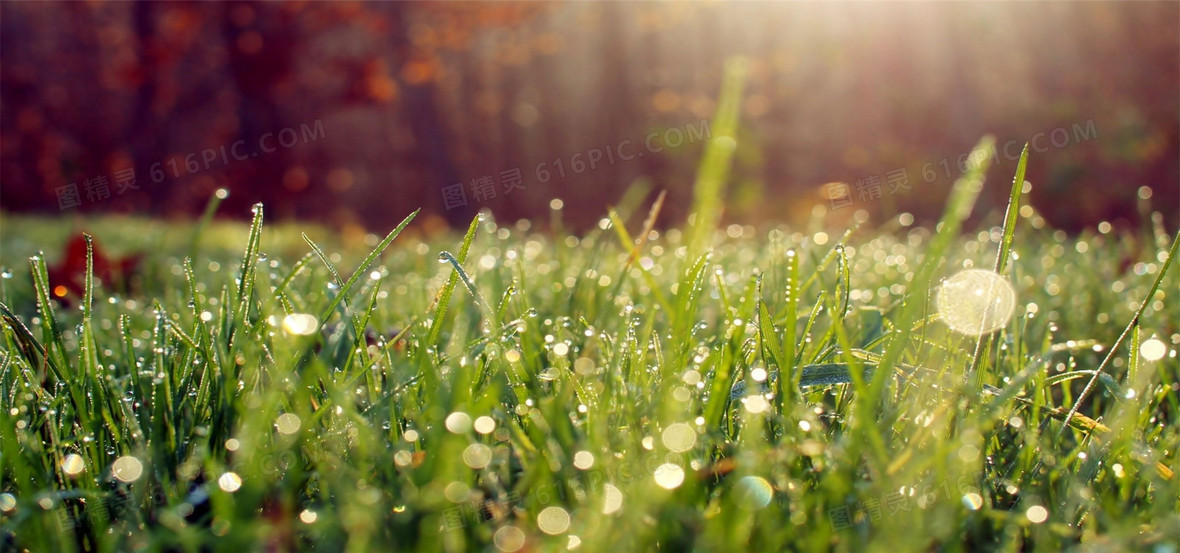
936,269,1016,336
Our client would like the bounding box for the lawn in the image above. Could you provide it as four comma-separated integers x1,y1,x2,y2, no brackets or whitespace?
1,143,1177,552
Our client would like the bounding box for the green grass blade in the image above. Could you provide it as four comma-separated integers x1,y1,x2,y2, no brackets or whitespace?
188,188,227,261
875,137,994,393
228,203,264,346
686,57,747,260
1057,231,1179,439
995,143,1029,275
316,209,419,326
425,213,481,349
970,143,1029,382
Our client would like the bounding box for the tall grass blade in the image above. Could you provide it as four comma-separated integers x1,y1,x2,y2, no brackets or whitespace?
316,209,419,326
1057,232,1179,439
228,203,264,346
686,57,747,261
995,143,1029,275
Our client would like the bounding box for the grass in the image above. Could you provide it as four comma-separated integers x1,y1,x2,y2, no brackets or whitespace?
1,145,1178,552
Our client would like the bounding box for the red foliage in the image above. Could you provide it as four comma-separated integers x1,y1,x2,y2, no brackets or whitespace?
47,234,141,303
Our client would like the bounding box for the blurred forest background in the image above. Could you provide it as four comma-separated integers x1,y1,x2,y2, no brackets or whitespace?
1,1,1177,234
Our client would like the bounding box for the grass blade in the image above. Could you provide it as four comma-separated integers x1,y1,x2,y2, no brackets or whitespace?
316,209,419,326
228,203,264,347
686,57,747,260
995,143,1029,275
1057,231,1180,440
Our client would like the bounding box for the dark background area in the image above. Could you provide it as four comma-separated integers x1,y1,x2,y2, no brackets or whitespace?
2,1,1177,234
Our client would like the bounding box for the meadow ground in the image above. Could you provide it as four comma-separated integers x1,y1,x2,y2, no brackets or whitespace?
1,146,1178,552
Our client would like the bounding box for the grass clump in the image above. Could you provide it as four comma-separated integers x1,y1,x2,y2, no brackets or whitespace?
0,146,1177,552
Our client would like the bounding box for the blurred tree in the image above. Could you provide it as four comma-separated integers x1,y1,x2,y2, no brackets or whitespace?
0,2,1175,233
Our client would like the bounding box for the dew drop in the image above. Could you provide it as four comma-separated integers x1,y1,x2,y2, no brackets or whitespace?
445,412,472,433
462,443,493,469
473,416,496,434
494,525,526,552
111,456,144,482
536,506,570,534
602,484,623,514
1140,337,1167,361
962,493,984,510
653,463,685,489
275,413,302,435
734,476,773,509
1025,505,1048,524
281,313,318,336
218,472,242,492
573,451,594,469
61,454,86,476
660,423,697,453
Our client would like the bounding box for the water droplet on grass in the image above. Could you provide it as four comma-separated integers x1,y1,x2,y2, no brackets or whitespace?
603,484,623,514
1140,337,1167,361
111,456,143,482
538,368,560,381
734,476,773,509
653,463,685,489
275,413,301,435
445,412,472,433
494,525,526,552
962,493,984,510
661,423,697,452
61,454,86,476
282,313,318,335
741,395,771,414
218,472,242,492
473,416,496,434
537,506,570,534
462,443,493,469
573,451,594,469
1025,505,1049,524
